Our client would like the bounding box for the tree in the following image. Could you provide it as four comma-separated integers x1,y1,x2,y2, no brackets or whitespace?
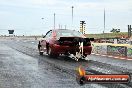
110,28,120,33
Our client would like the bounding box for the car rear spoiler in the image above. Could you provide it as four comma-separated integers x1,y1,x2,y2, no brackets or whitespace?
85,38,94,42
58,37,94,42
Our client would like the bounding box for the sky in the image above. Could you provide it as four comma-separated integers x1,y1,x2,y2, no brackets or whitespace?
0,0,132,35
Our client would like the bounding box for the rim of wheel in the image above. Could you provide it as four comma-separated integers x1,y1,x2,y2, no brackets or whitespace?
48,47,52,55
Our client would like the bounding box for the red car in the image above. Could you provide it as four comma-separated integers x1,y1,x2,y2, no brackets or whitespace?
38,29,94,58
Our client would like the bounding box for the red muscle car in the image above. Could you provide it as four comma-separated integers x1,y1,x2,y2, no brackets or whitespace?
38,29,94,58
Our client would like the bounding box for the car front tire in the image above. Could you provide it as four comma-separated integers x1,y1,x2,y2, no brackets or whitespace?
48,47,59,58
39,52,43,55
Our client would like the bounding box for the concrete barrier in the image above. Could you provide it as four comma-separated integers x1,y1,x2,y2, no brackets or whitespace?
92,43,112,55
107,44,128,57
127,45,132,58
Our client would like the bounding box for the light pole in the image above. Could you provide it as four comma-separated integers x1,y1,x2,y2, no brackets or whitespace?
65,25,66,29
54,13,56,29
103,9,106,42
103,8,105,34
41,18,44,36
72,6,74,29
72,6,74,24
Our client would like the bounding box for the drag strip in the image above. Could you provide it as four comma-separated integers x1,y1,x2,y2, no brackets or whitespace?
0,40,99,88
3,40,132,88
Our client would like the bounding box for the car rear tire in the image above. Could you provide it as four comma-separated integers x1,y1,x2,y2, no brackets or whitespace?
83,54,87,58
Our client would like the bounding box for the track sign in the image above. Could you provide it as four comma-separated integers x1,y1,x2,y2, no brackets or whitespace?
8,30,14,34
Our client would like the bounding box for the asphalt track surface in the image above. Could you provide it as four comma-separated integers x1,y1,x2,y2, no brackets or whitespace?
0,38,132,88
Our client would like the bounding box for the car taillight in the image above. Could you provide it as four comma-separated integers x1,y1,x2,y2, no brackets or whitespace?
87,42,91,46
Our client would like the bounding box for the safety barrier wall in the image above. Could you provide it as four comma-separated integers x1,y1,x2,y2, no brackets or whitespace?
92,43,132,58
92,43,111,55
127,46,132,58
107,45,128,57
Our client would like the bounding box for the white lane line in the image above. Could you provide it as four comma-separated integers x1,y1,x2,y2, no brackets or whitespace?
92,53,132,60
120,58,126,59
114,57,119,59
101,55,107,56
127,59,132,60
95,54,100,56
108,56,113,58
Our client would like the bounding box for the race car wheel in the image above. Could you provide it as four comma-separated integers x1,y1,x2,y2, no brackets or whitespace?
48,47,58,58
39,52,43,55
38,44,41,50
47,46,51,55
83,54,87,58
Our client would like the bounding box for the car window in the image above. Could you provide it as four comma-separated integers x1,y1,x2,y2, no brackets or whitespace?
57,30,83,37
61,32,73,36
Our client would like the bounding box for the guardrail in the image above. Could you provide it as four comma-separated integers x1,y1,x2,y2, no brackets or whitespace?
91,43,132,59
0,36,40,40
